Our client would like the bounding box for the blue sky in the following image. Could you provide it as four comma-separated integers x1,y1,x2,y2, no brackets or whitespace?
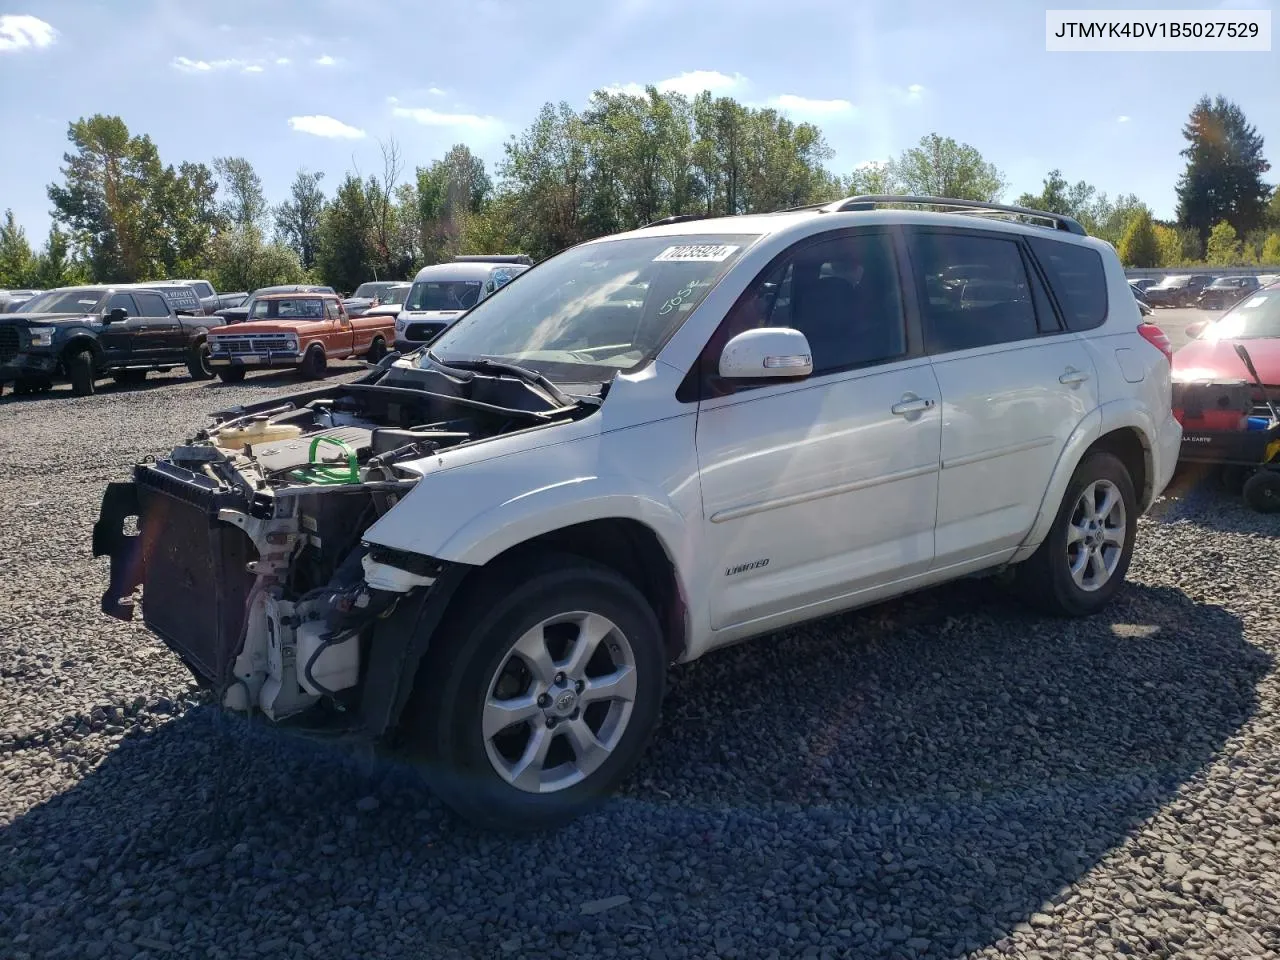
1,0,1276,244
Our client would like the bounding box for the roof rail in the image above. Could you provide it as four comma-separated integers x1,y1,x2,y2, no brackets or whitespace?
451,254,533,265
821,195,1088,235
643,214,709,228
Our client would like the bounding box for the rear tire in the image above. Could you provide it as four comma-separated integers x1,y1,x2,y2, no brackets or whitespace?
1014,451,1137,617
186,340,214,380
217,367,246,384
299,345,328,379
67,350,96,396
401,553,666,831
367,337,386,364
1243,470,1280,513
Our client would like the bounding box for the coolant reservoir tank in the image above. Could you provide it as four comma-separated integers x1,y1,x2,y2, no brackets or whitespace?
214,420,304,451
296,620,360,696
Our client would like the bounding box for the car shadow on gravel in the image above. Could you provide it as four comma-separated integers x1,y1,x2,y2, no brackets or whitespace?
0,375,191,405
0,582,1267,959
1147,465,1280,536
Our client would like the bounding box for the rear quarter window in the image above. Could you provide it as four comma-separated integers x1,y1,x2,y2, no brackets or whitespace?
1027,237,1109,332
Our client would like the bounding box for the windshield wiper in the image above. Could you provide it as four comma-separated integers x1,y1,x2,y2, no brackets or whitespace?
425,351,576,407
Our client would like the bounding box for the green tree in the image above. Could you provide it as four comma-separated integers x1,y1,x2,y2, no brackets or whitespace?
208,225,305,292
0,210,36,286
315,173,376,293
274,169,327,270
47,115,169,281
1205,219,1245,265
1117,209,1160,267
888,133,1007,201
1153,223,1185,266
1016,169,1115,234
1261,232,1280,265
213,156,267,229
32,225,83,288
159,161,220,276
499,102,592,259
843,161,898,196
1176,95,1271,246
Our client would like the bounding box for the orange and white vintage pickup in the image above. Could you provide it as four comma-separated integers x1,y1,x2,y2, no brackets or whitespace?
207,293,395,382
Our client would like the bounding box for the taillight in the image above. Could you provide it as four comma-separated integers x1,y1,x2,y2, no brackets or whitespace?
1138,322,1172,363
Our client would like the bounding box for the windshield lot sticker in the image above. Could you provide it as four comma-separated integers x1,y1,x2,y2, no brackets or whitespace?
654,244,740,263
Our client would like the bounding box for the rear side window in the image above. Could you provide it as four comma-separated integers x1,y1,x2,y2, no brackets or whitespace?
1027,237,1109,331
909,232,1037,353
135,293,170,317
105,292,140,316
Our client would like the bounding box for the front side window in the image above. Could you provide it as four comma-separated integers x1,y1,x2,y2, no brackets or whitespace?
405,280,482,312
910,232,1038,353
428,233,759,381
192,282,215,300
715,232,906,377
325,301,340,320
105,293,140,317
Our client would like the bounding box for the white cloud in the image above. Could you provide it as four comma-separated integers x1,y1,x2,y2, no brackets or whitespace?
1117,114,1131,123
657,70,747,96
243,64,264,73
314,54,337,66
0,14,57,53
427,86,446,96
391,105,500,131
770,94,856,117
288,115,366,139
276,57,291,65
603,70,749,99
172,56,257,73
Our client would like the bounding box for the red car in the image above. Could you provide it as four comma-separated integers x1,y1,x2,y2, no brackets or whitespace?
1174,285,1280,408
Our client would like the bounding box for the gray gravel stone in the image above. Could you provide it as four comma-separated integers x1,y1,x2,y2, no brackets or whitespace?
2,373,1280,960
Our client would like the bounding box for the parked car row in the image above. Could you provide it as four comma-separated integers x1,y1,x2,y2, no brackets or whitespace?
1137,273,1273,310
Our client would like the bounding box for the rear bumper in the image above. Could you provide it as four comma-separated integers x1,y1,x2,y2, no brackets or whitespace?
1153,409,1183,498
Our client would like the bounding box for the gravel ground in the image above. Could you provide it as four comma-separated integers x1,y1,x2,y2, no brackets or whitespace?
2,365,1279,960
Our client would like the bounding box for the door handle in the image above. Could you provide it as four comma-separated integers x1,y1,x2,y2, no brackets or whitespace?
137,324,149,331
1059,367,1090,386
891,396,936,416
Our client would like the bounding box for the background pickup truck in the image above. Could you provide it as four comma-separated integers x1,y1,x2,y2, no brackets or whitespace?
206,292,395,382
0,284,227,396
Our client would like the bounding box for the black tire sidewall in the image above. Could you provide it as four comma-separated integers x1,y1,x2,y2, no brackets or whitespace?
187,341,214,380
1037,451,1138,616
368,338,385,363
412,557,665,829
68,351,95,396
217,368,246,383
1243,471,1280,513
301,346,326,379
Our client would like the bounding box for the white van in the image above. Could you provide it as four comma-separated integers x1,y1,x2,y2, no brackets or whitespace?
394,255,531,352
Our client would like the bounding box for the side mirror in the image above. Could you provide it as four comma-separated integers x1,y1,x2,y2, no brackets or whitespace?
1185,321,1207,339
104,307,128,324
719,327,813,380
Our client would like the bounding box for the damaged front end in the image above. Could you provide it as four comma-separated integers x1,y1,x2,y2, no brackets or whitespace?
92,357,590,735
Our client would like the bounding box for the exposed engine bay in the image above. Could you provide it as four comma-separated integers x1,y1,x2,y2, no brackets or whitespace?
93,356,599,728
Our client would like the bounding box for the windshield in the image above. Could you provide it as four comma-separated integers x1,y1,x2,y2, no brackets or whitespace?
353,282,397,299
426,233,759,380
381,284,411,306
1154,276,1188,289
405,279,482,312
16,289,105,314
1204,291,1280,340
248,297,327,320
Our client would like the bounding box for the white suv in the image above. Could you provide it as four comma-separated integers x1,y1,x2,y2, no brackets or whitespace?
96,196,1181,829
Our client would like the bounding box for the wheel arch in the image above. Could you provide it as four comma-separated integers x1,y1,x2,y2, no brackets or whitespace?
1011,403,1157,564
60,334,104,369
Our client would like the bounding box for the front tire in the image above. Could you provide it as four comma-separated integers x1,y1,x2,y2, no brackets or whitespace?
217,367,246,383
186,340,214,380
299,345,328,379
1015,451,1138,617
402,553,666,831
67,349,96,396
367,337,386,363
